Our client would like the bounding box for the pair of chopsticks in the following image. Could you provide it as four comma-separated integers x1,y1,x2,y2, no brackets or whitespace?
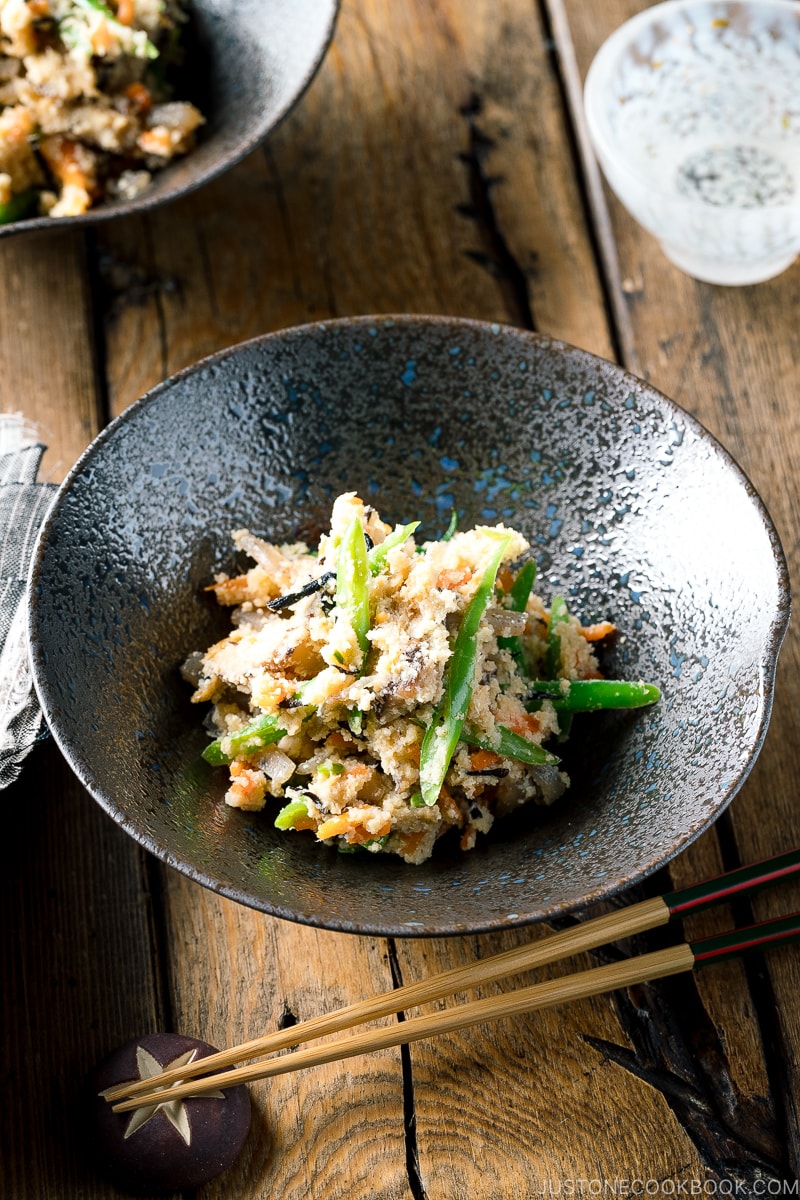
107,847,800,1113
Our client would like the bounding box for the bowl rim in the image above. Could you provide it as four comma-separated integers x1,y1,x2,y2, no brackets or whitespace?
0,0,341,240
583,0,800,215
28,314,793,935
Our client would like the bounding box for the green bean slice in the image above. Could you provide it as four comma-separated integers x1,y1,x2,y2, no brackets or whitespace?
461,723,560,766
336,516,371,664
544,595,570,678
274,800,311,830
498,559,537,665
526,679,661,713
0,190,37,225
367,522,420,575
202,713,286,765
419,532,512,805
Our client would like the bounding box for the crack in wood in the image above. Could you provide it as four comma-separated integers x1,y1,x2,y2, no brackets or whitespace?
84,230,114,430
94,250,178,318
457,93,535,331
277,1004,299,1031
387,939,430,1200
584,1026,786,1187
137,852,175,1035
580,949,788,1181
551,812,797,1177
262,143,307,309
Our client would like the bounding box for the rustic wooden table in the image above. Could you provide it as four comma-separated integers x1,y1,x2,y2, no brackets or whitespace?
3,0,800,1194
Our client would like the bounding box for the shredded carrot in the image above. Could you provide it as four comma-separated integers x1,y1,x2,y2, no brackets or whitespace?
316,811,391,843
580,621,616,642
137,127,174,158
507,711,541,737
326,732,351,752
205,574,254,605
293,816,318,832
436,567,472,590
226,761,266,809
437,788,464,826
116,0,136,24
125,81,152,114
5,107,35,145
90,22,114,52
316,814,352,840
460,827,478,852
470,748,503,771
497,566,514,593
346,818,392,845
399,831,425,856
39,137,89,189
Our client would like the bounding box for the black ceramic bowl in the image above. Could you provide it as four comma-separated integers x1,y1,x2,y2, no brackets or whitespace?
29,316,790,936
0,0,339,239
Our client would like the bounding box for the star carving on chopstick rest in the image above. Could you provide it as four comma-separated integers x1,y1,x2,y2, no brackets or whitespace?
99,1044,225,1145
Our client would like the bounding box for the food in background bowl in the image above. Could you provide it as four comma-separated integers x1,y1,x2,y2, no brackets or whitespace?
0,0,203,220
189,492,660,864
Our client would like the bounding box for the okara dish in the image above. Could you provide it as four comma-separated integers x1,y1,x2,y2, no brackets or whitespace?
188,493,660,865
0,0,203,220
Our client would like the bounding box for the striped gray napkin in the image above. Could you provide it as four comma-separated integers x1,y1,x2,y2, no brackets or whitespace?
0,415,56,788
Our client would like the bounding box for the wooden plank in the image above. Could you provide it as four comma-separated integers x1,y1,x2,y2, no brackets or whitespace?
96,0,614,419
453,0,616,359
85,0,798,1192
0,227,170,1194
163,876,410,1200
394,931,709,1193
0,233,102,480
0,745,169,1198
561,0,800,1177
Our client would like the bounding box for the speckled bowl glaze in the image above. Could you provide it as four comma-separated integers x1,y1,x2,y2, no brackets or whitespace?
0,0,339,239
29,317,790,936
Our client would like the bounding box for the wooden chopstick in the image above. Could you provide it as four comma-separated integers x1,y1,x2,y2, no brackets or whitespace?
106,849,800,1108
105,894,670,1103
112,907,800,1112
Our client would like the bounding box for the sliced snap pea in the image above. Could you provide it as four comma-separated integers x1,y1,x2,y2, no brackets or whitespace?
336,516,371,663
347,709,364,736
441,510,459,541
461,723,560,766
274,800,310,830
526,679,661,713
367,521,420,575
508,560,537,612
0,190,37,225
544,595,570,679
202,713,286,765
419,532,512,806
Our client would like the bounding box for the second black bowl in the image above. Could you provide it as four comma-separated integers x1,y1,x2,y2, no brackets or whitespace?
0,0,340,238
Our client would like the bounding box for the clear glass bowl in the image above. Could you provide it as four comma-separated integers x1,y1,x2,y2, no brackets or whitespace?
584,0,800,285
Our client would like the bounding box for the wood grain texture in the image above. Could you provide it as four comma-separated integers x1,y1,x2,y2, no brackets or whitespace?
4,0,800,1193
0,223,168,1195
394,932,708,1191
159,875,411,1200
561,0,800,1176
0,746,169,1199
0,231,102,480
92,0,718,1188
